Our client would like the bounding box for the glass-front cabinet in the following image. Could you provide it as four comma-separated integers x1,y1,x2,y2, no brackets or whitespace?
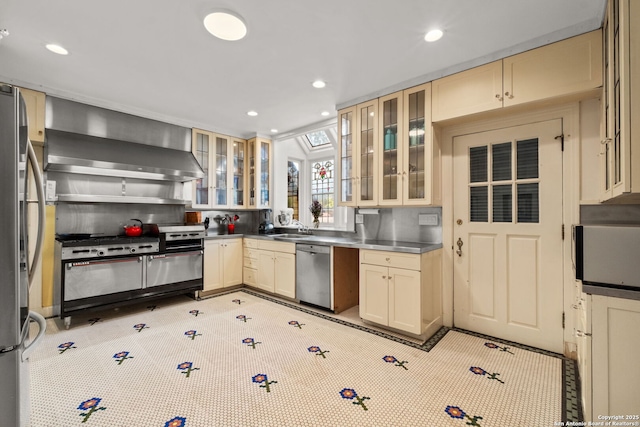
192,129,246,208
247,137,271,208
601,0,640,201
338,83,440,207
338,106,357,206
402,82,439,205
357,100,378,206
378,91,403,205
192,128,213,208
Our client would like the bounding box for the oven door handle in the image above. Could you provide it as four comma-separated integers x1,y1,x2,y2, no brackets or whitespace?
149,251,203,262
67,257,142,269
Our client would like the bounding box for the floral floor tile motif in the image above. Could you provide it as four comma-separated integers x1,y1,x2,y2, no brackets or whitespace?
29,290,571,426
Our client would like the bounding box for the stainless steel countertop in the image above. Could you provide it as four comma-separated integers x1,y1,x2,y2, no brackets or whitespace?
205,232,442,254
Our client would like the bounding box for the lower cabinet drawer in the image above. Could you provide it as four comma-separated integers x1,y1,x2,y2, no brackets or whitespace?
243,267,257,286
359,249,421,271
244,256,258,269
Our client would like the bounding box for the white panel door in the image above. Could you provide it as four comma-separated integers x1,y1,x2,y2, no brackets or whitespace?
453,119,564,353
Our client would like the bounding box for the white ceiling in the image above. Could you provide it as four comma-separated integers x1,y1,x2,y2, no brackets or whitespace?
0,0,606,140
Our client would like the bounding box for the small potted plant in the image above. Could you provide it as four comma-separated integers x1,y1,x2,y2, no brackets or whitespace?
309,200,322,228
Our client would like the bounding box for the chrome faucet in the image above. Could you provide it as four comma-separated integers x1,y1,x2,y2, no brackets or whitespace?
291,219,311,234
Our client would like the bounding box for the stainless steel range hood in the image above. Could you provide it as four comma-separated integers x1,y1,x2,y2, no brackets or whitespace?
44,96,203,182
46,129,203,181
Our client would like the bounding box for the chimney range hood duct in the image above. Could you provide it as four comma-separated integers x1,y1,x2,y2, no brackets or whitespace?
44,96,204,182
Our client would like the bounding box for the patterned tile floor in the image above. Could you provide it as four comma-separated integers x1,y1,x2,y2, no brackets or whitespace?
29,289,580,426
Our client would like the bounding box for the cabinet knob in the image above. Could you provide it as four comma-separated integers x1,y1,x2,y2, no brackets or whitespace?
385,257,390,261
575,329,592,337
495,94,503,101
38,130,43,135
504,91,513,99
382,275,386,279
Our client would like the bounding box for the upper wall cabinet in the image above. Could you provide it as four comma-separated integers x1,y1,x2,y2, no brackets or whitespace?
338,84,441,208
192,129,246,209
20,88,46,144
379,83,441,206
337,101,378,207
432,30,603,122
601,0,640,202
247,137,272,209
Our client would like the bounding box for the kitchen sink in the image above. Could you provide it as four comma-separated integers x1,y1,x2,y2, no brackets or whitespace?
271,233,312,241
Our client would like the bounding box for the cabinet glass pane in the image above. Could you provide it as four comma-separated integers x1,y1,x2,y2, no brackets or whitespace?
340,111,354,203
407,90,426,199
470,186,488,222
492,142,511,181
517,183,539,223
382,97,399,201
260,141,270,205
195,132,210,205
233,140,244,206
470,146,488,183
248,140,255,205
360,105,375,201
493,185,512,223
516,139,538,179
215,136,227,205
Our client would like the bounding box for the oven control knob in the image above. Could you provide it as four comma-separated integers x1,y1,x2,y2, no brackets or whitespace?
130,248,136,253
98,251,105,256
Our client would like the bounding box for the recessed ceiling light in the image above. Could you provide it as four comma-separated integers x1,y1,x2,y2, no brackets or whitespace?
46,44,68,55
424,29,443,42
204,11,247,41
321,111,330,116
312,80,326,89
271,129,278,133
247,111,258,116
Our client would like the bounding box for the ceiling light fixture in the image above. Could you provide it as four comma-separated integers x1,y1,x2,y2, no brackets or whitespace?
0,29,9,41
424,29,443,42
312,80,326,89
46,43,69,55
247,111,258,116
203,11,247,41
321,111,330,116
271,129,278,133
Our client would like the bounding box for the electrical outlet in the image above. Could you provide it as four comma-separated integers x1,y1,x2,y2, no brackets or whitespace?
355,214,364,224
418,213,438,226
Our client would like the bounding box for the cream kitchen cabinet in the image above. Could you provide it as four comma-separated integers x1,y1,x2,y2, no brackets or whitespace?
600,0,640,201
378,83,440,206
337,100,378,207
432,30,602,122
359,249,442,336
201,238,243,295
590,295,640,419
247,137,272,209
20,87,46,144
254,240,295,298
192,129,246,208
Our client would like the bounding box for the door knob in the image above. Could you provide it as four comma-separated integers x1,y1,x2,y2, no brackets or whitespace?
456,238,463,257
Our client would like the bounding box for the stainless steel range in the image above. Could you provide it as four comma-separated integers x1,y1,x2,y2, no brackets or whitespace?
54,224,205,328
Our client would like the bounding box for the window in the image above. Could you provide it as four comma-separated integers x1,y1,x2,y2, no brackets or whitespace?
287,160,299,220
305,130,330,148
311,160,334,224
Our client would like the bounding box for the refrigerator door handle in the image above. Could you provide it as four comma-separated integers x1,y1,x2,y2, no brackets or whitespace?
26,137,45,288
21,311,46,361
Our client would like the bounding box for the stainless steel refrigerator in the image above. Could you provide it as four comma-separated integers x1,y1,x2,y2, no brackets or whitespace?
0,85,47,427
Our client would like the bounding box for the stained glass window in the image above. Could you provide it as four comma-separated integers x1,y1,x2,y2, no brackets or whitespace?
287,160,299,220
311,160,334,224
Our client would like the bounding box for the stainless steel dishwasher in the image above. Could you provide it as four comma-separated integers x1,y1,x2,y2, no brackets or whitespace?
296,243,331,310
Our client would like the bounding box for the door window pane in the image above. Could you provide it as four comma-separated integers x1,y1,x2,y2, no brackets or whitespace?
517,183,539,223
492,142,511,181
470,186,488,222
470,146,488,183
517,139,539,179
493,185,512,223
